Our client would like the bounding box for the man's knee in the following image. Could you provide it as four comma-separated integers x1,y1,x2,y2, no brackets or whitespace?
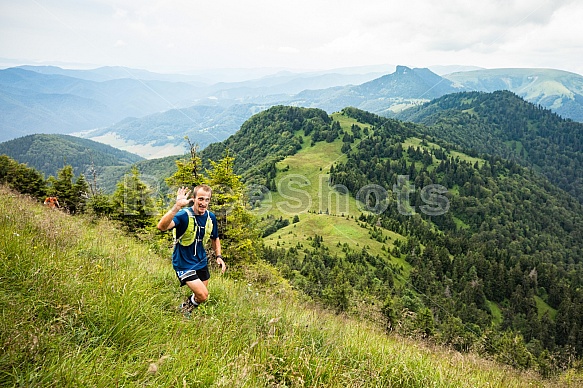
186,280,209,303
196,289,209,303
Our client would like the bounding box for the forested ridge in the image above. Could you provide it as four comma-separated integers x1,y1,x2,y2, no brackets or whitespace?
332,106,583,369
396,90,583,203
0,133,187,194
0,133,143,178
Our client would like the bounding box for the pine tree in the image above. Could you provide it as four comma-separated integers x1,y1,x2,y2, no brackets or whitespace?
72,173,90,214
165,137,205,190
112,166,156,232
49,165,78,214
0,155,46,199
206,150,261,264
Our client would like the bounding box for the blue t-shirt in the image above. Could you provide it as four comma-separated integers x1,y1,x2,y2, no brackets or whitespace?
171,209,218,271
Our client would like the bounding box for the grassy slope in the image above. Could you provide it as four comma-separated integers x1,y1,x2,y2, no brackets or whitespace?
1,185,572,387
260,114,404,253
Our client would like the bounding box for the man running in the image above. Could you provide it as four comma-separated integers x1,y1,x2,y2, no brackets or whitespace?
157,185,226,311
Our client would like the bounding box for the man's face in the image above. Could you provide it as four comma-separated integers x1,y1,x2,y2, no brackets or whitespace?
192,189,211,215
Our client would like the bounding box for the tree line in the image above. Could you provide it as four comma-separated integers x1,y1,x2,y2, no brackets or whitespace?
0,147,261,265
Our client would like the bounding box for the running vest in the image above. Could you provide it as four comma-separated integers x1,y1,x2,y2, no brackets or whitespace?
173,208,214,248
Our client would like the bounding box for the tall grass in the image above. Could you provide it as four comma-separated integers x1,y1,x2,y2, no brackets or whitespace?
1,186,578,387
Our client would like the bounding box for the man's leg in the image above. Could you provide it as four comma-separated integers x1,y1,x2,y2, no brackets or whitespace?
185,278,209,304
179,266,211,310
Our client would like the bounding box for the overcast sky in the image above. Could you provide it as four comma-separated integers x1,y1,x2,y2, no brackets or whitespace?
1,0,582,76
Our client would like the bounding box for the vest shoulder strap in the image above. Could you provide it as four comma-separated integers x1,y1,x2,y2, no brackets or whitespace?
173,208,195,246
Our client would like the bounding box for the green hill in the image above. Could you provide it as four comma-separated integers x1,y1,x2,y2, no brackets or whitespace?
1,185,572,387
201,105,331,184
396,90,583,203
0,133,144,180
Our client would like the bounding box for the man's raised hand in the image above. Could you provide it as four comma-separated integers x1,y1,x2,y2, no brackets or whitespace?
175,186,192,208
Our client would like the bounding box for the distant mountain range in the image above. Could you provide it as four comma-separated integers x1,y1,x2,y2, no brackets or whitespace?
0,64,388,146
81,66,583,158
443,68,583,123
0,67,205,142
280,65,465,114
1,64,583,159
83,103,266,159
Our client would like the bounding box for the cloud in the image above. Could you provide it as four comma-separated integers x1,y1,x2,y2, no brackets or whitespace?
112,8,127,19
1,0,582,74
278,46,300,54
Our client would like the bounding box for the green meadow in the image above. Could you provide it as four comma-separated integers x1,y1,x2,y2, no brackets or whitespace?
258,113,407,269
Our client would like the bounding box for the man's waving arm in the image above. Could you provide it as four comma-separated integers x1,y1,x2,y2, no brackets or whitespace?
157,186,191,231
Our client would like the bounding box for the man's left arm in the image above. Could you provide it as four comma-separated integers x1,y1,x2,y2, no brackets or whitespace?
212,237,226,273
